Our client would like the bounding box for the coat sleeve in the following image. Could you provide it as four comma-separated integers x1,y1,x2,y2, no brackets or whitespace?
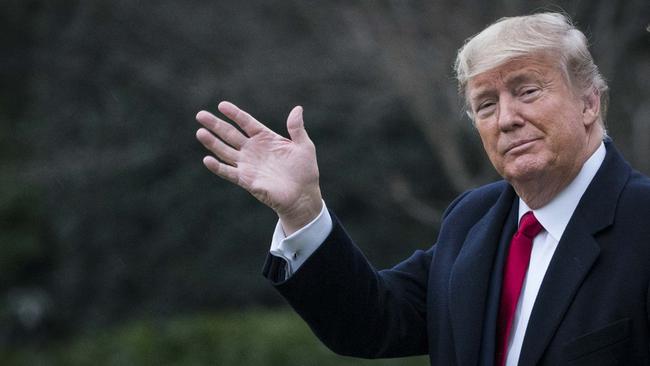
263,211,433,358
262,189,476,359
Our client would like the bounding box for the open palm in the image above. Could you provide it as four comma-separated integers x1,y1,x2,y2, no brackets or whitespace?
196,102,323,234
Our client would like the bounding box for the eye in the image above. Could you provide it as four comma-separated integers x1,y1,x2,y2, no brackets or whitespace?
520,87,541,100
476,101,496,113
473,101,496,119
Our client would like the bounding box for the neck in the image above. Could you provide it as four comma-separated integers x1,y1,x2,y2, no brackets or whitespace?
515,174,576,210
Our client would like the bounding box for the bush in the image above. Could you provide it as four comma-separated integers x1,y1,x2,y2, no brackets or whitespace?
2,308,429,366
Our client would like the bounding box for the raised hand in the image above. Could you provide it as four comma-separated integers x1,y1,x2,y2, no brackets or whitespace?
196,101,323,235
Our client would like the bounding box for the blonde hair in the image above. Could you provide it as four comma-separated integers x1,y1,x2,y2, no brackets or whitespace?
454,12,608,122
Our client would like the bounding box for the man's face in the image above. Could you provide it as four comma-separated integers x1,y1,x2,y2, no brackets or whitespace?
467,55,597,186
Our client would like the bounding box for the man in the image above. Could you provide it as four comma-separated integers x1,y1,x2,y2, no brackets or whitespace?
196,13,650,365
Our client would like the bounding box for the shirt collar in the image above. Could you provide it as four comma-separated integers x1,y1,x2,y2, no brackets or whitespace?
518,141,606,241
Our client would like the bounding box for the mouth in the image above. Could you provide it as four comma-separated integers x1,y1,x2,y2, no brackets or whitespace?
504,138,541,155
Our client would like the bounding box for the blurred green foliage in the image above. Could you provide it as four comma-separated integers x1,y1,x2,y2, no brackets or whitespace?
0,180,45,288
1,309,428,366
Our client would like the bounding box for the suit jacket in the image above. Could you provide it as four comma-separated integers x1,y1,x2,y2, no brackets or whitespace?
264,142,650,365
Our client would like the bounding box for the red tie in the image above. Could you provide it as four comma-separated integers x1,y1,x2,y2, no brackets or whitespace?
496,211,543,366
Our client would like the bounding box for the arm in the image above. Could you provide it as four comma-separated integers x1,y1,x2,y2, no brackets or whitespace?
269,213,432,358
196,102,430,358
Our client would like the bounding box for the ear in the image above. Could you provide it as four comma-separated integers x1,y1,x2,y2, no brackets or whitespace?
582,86,601,127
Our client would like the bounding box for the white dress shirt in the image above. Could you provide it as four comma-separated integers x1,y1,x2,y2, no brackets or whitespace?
270,142,606,365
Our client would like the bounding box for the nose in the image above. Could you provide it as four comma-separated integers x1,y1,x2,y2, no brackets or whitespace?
496,95,524,132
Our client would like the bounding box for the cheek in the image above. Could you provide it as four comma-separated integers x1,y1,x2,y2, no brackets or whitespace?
476,123,497,149
478,128,503,168
545,114,583,152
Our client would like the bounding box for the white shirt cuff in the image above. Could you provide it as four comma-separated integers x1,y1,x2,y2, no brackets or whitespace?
269,200,333,278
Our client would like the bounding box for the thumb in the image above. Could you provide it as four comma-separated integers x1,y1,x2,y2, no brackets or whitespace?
286,106,309,144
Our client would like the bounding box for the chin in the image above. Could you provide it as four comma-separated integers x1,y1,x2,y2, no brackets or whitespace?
502,161,548,184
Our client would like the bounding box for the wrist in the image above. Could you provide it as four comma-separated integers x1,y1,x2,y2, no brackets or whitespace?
278,189,323,236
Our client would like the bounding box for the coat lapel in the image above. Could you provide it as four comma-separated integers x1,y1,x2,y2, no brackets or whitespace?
449,186,517,366
517,217,601,365
517,142,632,365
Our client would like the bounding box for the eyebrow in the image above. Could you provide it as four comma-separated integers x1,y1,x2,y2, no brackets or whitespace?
468,69,546,105
504,72,543,88
468,89,493,107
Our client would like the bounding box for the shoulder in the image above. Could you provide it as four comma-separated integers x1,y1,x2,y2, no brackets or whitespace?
587,142,650,221
442,180,511,222
618,169,650,213
623,169,650,195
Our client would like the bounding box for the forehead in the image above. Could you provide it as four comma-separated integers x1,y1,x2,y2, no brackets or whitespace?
467,56,560,98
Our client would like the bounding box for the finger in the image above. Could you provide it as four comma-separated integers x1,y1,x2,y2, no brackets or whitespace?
196,128,239,165
196,110,246,149
286,106,308,144
218,101,268,137
203,156,241,186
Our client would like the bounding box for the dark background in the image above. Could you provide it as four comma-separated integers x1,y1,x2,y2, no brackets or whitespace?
1,0,649,362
